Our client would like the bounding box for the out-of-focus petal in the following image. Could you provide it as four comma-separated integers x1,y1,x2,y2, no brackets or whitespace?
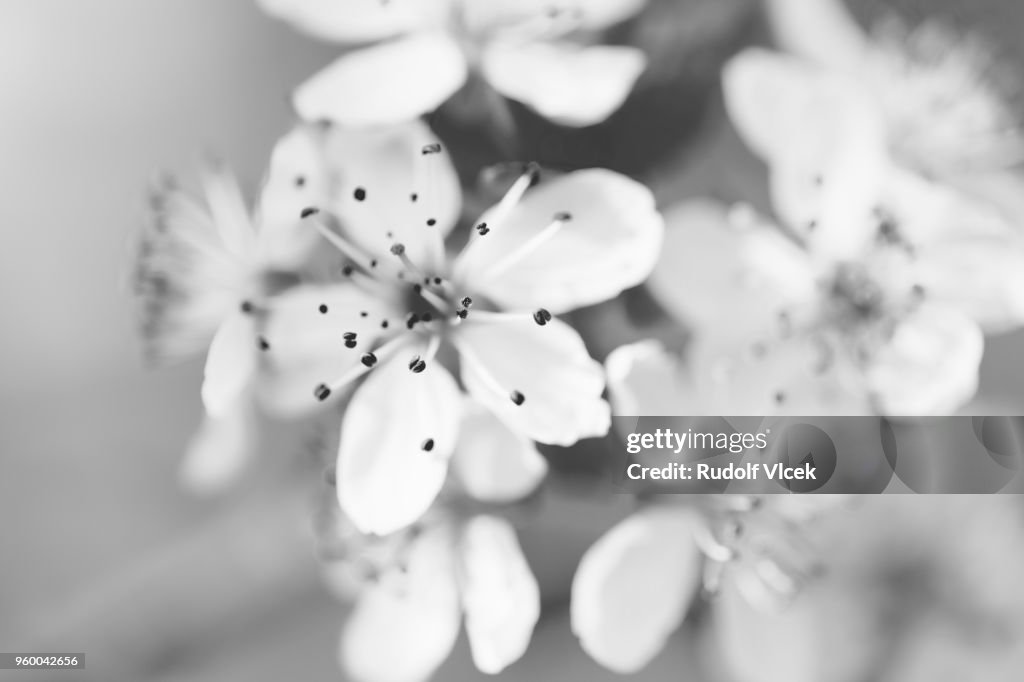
293,33,469,127
462,0,646,36
723,49,887,259
481,42,646,127
201,312,258,418
764,0,868,70
318,121,462,272
337,350,462,535
456,315,609,446
179,403,256,495
648,200,816,335
605,341,698,416
253,126,330,268
570,507,702,673
341,526,461,682
866,304,984,415
454,169,663,314
256,284,400,416
459,515,541,675
199,165,257,259
450,402,548,504
257,0,448,44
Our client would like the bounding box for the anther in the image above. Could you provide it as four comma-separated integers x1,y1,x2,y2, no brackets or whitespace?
370,259,378,268
426,218,436,227
343,332,357,341
410,193,419,202
353,187,367,201
461,297,473,308
554,211,573,221
300,207,319,219
456,309,468,319
421,438,435,452
533,308,552,326
390,243,406,256
421,143,442,155
344,338,357,349
510,390,526,406
342,265,354,276
361,352,378,368
319,304,328,314
360,311,368,318
381,320,389,329
240,300,254,314
408,356,427,373
314,384,332,401
476,223,490,236
257,337,270,351
295,176,306,187
406,313,420,329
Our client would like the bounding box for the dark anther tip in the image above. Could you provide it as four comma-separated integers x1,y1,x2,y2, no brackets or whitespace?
300,207,319,219
318,304,328,314
421,438,435,452
390,243,406,256
314,384,332,401
360,352,378,368
510,390,526,406
353,187,367,201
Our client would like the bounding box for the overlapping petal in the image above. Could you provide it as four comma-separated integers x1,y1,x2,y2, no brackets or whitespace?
605,341,698,416
179,403,257,495
450,402,548,503
257,0,447,44
481,42,646,127
341,526,461,682
293,33,469,127
454,169,663,314
456,315,609,446
571,507,702,673
337,348,462,535
458,515,541,674
201,312,258,418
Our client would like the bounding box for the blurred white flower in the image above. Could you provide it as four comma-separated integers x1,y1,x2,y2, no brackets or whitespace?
133,132,324,491
334,514,540,682
611,46,1024,416
571,496,842,673
763,0,1024,221
257,0,648,127
255,120,662,535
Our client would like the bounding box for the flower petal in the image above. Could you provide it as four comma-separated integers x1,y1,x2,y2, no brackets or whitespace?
256,284,400,416
257,0,446,44
252,126,331,268
319,120,462,272
337,350,462,535
459,515,541,675
179,404,256,495
570,507,702,673
764,0,868,70
648,200,817,336
722,49,887,259
605,341,699,416
294,33,469,127
462,0,646,35
456,314,609,446
450,401,548,504
201,313,258,418
341,525,461,682
866,304,984,415
481,42,646,127
454,169,663,314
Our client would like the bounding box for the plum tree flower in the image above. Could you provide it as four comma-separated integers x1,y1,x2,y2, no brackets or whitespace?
133,132,324,491
570,495,844,673
606,46,1024,416
761,0,1024,220
256,0,648,127
254,120,663,535
318,434,548,682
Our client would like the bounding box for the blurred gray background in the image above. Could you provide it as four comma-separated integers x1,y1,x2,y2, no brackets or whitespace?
3,1,1024,680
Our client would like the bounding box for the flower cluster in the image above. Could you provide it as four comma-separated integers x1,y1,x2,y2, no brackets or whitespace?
134,0,1024,679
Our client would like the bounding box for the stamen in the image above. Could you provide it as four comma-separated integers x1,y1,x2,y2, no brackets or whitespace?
361,352,378,367
319,304,328,314
456,163,540,262
353,187,367,202
416,143,447,268
421,438,435,452
257,337,270,351
532,308,552,326
510,390,526,406
302,208,376,272
480,212,571,281
315,335,409,396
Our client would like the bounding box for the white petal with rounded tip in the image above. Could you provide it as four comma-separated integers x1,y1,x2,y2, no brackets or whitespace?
253,126,329,268
319,120,462,272
338,352,462,535
605,341,699,416
571,507,702,674
454,169,663,314
294,33,469,127
765,0,868,70
456,315,609,446
341,526,461,682
256,284,400,416
257,0,447,44
459,516,541,675
723,50,887,259
179,404,256,495
648,200,816,336
451,402,548,504
866,304,984,416
201,313,258,419
482,42,646,127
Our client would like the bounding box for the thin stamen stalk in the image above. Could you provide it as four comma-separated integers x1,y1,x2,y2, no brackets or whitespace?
480,215,569,281
320,334,410,394
418,144,448,269
455,164,538,263
305,212,375,272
